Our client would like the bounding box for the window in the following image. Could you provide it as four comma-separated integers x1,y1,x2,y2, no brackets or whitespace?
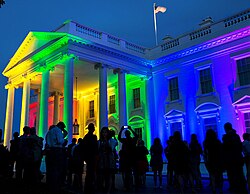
170,122,182,136
133,88,141,109
237,57,250,86
199,68,213,94
244,112,250,133
135,128,142,139
204,117,217,132
89,100,94,118
109,95,116,114
169,77,179,101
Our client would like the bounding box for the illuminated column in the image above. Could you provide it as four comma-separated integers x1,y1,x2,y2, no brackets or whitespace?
95,64,108,129
4,86,15,148
145,78,154,149
63,57,74,141
36,89,41,130
53,91,60,124
78,97,84,137
39,69,50,138
20,79,30,134
114,68,127,129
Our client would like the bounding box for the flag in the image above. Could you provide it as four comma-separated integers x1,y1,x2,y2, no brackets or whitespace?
154,5,166,14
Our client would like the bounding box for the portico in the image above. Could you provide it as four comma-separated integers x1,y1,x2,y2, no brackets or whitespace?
2,31,149,148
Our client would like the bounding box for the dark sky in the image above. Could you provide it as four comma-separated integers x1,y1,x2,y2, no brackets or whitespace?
0,0,249,131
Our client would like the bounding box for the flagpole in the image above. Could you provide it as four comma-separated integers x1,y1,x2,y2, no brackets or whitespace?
153,3,158,46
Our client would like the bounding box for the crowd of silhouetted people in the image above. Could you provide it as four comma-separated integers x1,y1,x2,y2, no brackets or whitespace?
0,121,250,194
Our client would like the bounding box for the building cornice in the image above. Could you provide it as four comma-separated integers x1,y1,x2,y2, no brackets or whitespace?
153,26,250,66
2,21,250,85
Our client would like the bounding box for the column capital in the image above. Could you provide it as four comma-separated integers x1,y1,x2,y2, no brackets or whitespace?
5,81,19,89
38,63,54,72
113,68,129,75
61,53,79,62
141,73,153,81
94,63,109,70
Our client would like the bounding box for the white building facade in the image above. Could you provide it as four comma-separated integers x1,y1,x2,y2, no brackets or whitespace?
2,9,250,148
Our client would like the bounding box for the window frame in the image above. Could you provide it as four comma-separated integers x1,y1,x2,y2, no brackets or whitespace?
168,76,180,101
89,100,95,118
109,94,116,114
236,56,250,87
133,88,141,109
199,67,213,95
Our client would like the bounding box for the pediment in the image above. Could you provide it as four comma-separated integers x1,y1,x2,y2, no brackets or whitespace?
108,115,119,124
233,95,250,106
164,109,184,118
3,31,66,76
195,102,220,112
128,116,144,123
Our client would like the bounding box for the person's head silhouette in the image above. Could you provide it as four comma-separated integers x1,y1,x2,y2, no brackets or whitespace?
88,123,95,133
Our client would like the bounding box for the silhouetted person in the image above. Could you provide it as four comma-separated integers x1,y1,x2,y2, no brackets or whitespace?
118,125,138,191
222,122,247,193
72,138,85,191
0,134,10,177
29,127,43,186
67,137,77,186
164,136,174,188
169,131,191,193
9,131,19,177
243,132,250,191
135,139,149,187
109,129,118,191
45,122,68,193
189,133,202,189
17,126,31,184
96,127,117,193
150,137,163,189
83,123,98,194
203,129,223,193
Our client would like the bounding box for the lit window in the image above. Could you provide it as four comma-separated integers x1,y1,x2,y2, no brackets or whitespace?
204,117,217,132
109,95,116,114
135,128,142,139
237,57,250,86
244,112,250,133
199,68,213,94
89,100,94,118
133,88,141,109
169,77,179,101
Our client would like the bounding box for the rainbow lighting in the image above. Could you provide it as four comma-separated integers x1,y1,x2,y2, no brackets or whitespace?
2,9,250,149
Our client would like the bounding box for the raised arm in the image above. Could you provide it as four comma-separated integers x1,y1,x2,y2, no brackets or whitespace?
118,126,125,142
128,126,138,139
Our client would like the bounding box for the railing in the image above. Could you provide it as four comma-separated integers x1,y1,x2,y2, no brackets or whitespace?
161,39,180,51
189,26,212,40
55,9,249,58
75,24,102,39
73,22,146,55
151,8,250,58
224,9,250,28
107,35,120,45
125,42,145,54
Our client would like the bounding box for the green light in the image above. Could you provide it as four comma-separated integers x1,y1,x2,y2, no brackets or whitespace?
38,70,50,137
